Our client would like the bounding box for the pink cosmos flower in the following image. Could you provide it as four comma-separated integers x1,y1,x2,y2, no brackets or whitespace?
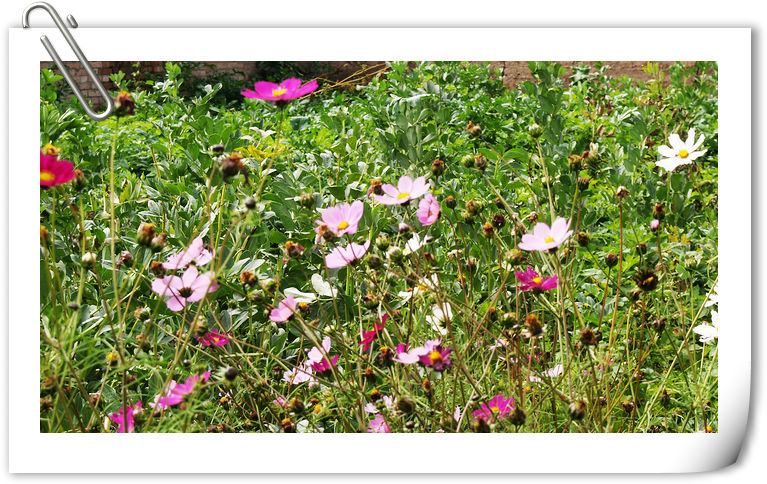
269,295,298,323
108,401,142,433
515,266,558,292
150,372,211,410
315,200,364,237
367,414,391,433
373,175,430,205
393,343,426,364
518,217,573,251
151,266,219,312
162,237,214,270
307,336,340,373
40,152,75,187
364,395,395,414
418,339,453,371
472,394,515,423
359,313,388,352
282,361,317,387
273,396,288,408
416,193,440,226
325,241,370,269
195,330,230,346
241,77,318,102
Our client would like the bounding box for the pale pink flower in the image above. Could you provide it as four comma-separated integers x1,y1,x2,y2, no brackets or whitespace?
108,401,142,433
307,336,340,373
282,361,316,386
518,217,573,251
364,395,395,414
367,414,391,433
325,241,370,269
150,372,210,410
151,266,218,312
416,193,440,226
315,200,364,237
241,77,318,102
373,175,430,205
162,237,214,270
650,219,661,232
269,295,298,323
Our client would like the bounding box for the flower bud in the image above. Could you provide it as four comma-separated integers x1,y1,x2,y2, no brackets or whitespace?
605,253,619,268
137,223,156,247
81,252,97,267
508,408,526,426
466,200,481,215
224,367,238,381
288,397,304,414
190,315,208,335
113,91,135,117
653,203,665,220
285,241,305,258
244,197,257,210
650,219,661,232
367,253,382,269
634,268,658,292
471,418,491,433
577,177,591,191
466,122,482,137
474,154,487,171
461,154,475,168
504,249,527,266
316,224,336,242
369,179,384,196
398,222,412,234
445,196,457,209
375,234,391,251
150,261,165,277
151,233,168,253
42,143,61,159
387,247,404,264
117,250,134,269
221,152,245,179
576,231,590,247
134,307,150,321
491,213,506,229
579,328,598,346
211,144,225,154
529,123,543,138
524,314,543,338
616,185,630,200
396,395,416,414
431,158,445,177
568,154,583,171
299,192,315,209
72,169,86,190
569,400,587,420
636,242,647,255
259,278,276,292
482,222,494,238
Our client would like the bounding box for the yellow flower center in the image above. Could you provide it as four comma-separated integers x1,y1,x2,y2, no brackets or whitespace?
272,88,288,97
678,149,689,158
532,277,543,285
418,284,428,291
397,192,410,200
544,236,555,243
40,171,55,182
491,405,499,413
338,221,349,230
428,350,442,364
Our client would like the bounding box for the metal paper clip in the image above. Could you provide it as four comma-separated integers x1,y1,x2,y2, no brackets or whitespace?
23,2,114,121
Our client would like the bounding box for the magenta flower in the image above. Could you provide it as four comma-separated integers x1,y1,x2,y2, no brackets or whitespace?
325,241,370,269
150,372,210,410
472,394,515,423
315,200,364,237
307,336,340,373
40,152,75,187
359,313,388,352
367,414,392,433
151,266,219,312
416,193,440,226
195,330,230,347
108,401,142,433
162,236,214,270
241,77,318,102
373,175,430,205
418,339,453,371
269,295,298,323
515,266,558,292
518,217,573,251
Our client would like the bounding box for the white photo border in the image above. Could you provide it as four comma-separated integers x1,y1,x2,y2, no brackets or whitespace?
9,27,750,473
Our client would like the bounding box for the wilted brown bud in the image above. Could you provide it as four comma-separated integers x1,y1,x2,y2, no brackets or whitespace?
568,154,583,171
42,143,61,159
653,203,666,220
362,368,376,384
280,417,296,433
621,400,635,413
616,185,630,200
370,388,382,402
135,333,150,351
651,317,667,333
431,158,446,177
316,224,336,242
240,270,257,287
40,225,49,246
474,154,487,171
466,200,481,215
579,328,598,346
576,231,590,247
634,268,658,292
396,395,416,414
524,314,543,338
72,169,86,190
221,152,248,182
285,240,305,258
471,418,491,433
114,91,135,117
466,121,482,137
376,346,394,367
137,223,156,247
482,222,495,238
150,261,165,277
369,179,384,196
491,213,506,228
508,408,526,426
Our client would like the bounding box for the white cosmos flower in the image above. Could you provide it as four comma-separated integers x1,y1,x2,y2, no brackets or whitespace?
310,274,338,297
425,302,452,335
283,287,317,303
704,283,719,308
693,310,718,344
398,274,439,302
656,128,706,172
529,364,564,383
402,233,434,255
